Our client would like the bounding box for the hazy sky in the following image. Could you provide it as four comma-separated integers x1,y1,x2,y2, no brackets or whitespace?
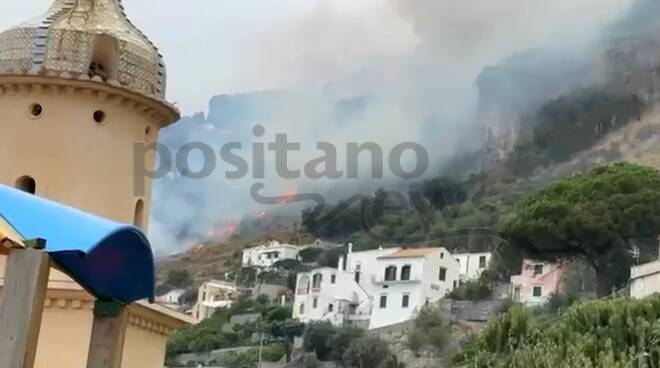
2,0,634,115
1,0,417,113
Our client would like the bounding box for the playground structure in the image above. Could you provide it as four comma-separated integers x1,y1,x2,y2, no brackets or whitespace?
0,184,182,368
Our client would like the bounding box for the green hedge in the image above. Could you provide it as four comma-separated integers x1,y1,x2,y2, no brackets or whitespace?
454,296,660,368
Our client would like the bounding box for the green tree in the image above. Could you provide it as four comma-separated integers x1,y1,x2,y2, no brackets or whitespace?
407,306,452,356
329,326,365,362
165,269,192,289
342,336,391,368
504,163,660,296
423,177,468,210
270,319,305,363
317,246,347,268
533,88,643,163
303,322,336,361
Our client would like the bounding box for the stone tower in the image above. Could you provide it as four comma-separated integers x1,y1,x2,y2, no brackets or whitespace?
0,0,179,229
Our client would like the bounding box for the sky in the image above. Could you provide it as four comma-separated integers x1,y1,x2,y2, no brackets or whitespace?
1,0,418,113
1,0,634,115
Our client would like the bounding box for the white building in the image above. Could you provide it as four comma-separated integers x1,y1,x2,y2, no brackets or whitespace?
368,248,460,329
292,267,372,327
193,280,239,322
241,240,303,268
293,246,460,330
156,289,186,305
631,259,660,299
454,252,492,281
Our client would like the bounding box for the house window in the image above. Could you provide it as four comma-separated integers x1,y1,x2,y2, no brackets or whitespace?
298,275,311,295
313,274,323,289
202,292,207,301
331,275,336,284
533,286,543,297
439,267,447,282
300,303,305,314
328,304,334,312
513,287,521,301
385,266,397,281
313,297,319,309
379,295,388,309
274,252,280,259
440,252,444,259
453,280,458,290
533,264,544,276
355,272,361,284
401,265,411,281
479,256,487,268
402,294,410,308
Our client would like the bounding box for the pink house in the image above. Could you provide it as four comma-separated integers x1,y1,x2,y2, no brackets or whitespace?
510,259,566,306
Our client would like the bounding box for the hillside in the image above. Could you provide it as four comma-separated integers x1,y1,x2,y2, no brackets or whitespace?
154,0,660,284
155,230,315,286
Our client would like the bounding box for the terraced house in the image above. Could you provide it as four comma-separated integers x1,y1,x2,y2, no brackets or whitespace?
293,245,462,329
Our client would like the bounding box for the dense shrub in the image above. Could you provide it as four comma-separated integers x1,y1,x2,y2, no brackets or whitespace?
407,306,452,356
343,336,392,368
448,277,493,301
454,296,660,368
302,322,366,362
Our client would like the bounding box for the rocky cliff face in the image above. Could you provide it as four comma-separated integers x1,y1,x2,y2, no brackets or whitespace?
477,0,660,172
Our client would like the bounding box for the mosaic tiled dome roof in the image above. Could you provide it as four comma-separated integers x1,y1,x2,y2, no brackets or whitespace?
0,0,168,101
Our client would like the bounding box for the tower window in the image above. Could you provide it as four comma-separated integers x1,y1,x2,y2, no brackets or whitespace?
133,199,145,228
90,35,118,81
93,110,106,124
15,176,36,194
145,126,152,143
28,103,43,118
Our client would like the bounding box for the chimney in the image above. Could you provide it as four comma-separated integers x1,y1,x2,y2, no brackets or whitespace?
348,243,354,254
338,256,345,271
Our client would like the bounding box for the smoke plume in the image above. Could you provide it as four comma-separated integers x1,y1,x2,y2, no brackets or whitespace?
150,0,635,254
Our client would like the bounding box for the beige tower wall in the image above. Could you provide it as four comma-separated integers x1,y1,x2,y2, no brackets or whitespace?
0,78,186,367
123,325,169,368
0,79,165,229
35,299,94,368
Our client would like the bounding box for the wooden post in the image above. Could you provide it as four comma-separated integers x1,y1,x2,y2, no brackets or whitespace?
0,247,51,368
86,301,129,368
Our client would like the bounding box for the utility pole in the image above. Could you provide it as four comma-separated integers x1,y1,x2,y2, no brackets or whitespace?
257,321,264,368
